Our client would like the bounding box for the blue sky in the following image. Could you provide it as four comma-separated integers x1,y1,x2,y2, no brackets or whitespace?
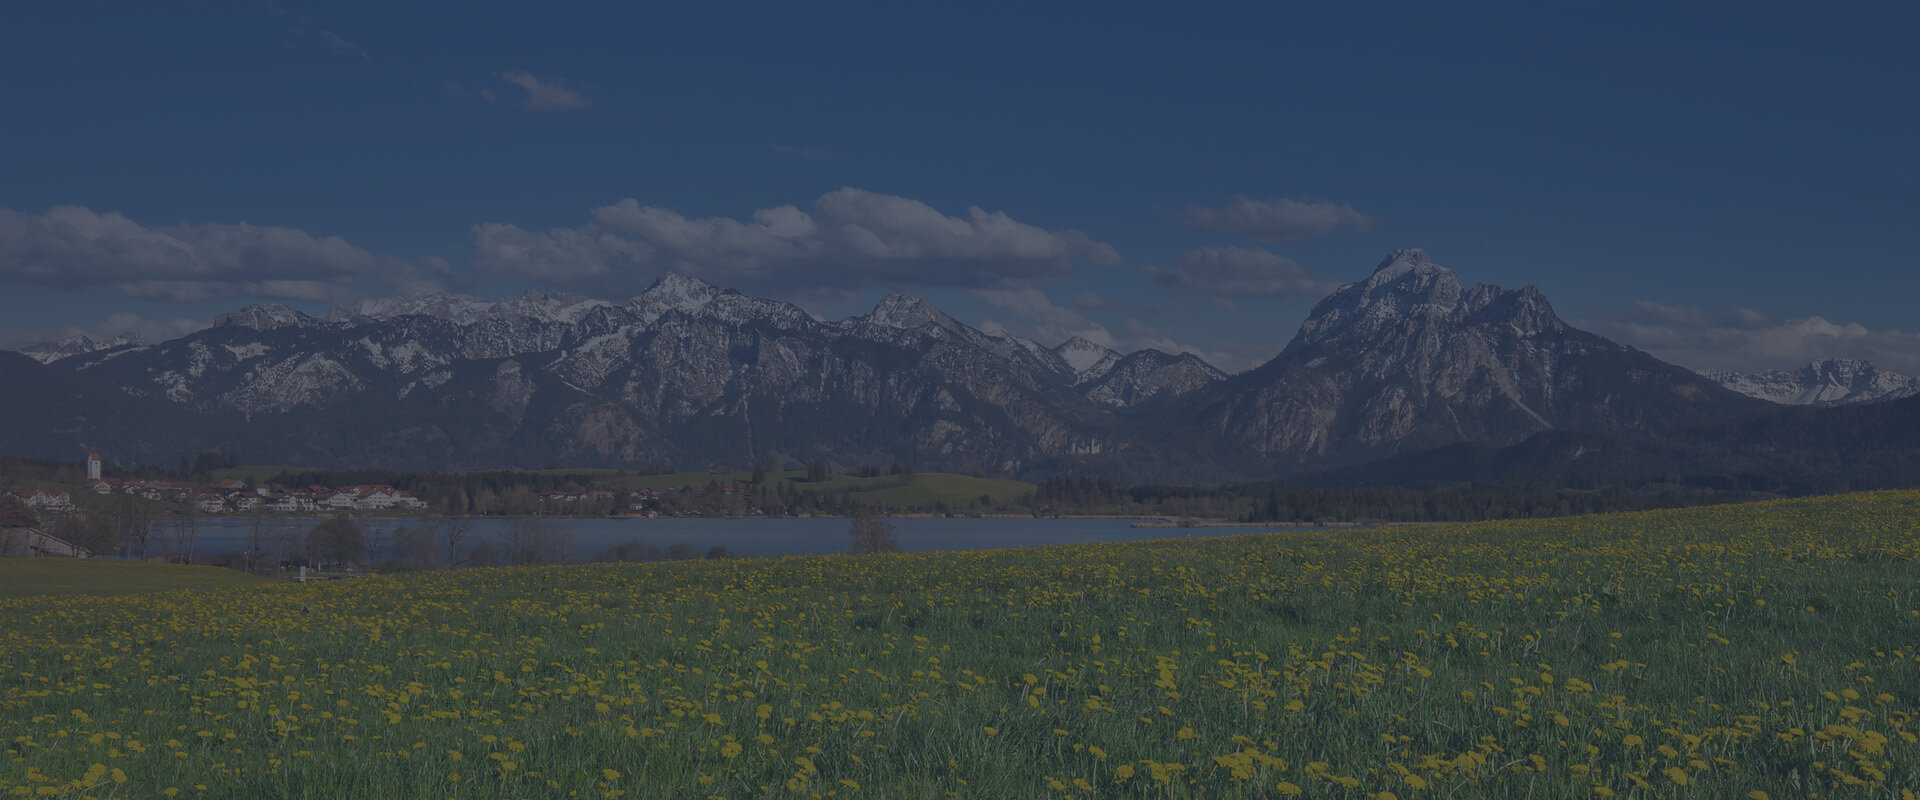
4,3,1917,373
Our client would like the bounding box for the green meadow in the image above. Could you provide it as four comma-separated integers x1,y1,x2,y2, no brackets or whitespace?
0,559,267,600
3,492,1918,798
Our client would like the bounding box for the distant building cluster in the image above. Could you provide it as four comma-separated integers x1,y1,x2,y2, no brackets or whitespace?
8,488,76,512
89,478,429,514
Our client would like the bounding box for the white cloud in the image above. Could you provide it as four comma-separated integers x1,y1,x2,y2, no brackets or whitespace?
472,188,1123,295
1147,246,1341,299
315,29,371,61
499,71,591,112
0,205,411,302
974,282,1117,351
1601,301,1920,375
1177,195,1373,243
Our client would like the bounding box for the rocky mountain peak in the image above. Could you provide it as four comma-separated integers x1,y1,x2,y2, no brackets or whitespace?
864,292,953,331
628,272,726,323
1291,251,1571,350
1293,249,1465,346
1052,336,1121,381
1460,282,1566,335
213,304,321,331
327,291,494,324
488,291,611,325
17,332,145,364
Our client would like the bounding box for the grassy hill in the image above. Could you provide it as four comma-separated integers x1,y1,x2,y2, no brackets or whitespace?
4,492,1917,796
0,557,269,599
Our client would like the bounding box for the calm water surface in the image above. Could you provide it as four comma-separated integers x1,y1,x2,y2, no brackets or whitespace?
178,516,1293,559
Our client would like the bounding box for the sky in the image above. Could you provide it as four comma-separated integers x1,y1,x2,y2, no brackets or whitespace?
3,3,1918,374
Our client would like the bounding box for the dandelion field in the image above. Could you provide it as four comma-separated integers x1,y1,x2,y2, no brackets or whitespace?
4,492,1920,798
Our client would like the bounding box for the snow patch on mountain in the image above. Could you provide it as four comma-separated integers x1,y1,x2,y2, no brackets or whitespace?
223,343,271,361
1053,336,1121,382
329,292,495,324
18,332,144,364
1701,358,1920,406
214,304,322,331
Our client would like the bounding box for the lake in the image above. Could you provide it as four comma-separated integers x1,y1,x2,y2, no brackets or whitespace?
169,516,1305,560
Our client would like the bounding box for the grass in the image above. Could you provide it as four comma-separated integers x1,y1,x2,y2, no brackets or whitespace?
3,491,1918,797
0,557,269,599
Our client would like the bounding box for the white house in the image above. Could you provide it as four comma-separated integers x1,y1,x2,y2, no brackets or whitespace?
9,489,73,510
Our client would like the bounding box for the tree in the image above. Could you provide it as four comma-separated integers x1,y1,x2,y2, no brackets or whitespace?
504,517,574,565
115,495,154,559
305,515,366,568
363,518,394,564
467,541,500,567
164,515,200,563
848,508,899,554
391,524,438,570
243,513,271,573
443,517,472,566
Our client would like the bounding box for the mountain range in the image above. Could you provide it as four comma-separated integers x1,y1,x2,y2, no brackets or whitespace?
5,249,1912,485
1701,358,1920,407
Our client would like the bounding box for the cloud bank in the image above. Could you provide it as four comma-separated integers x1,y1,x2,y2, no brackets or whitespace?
0,205,418,302
472,187,1123,295
1603,301,1920,375
1147,246,1341,299
1177,195,1373,243
499,71,591,111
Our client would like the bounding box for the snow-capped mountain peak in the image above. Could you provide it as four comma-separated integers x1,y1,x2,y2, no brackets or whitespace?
1052,336,1121,381
627,272,725,323
1293,249,1465,346
17,332,144,364
1369,248,1439,279
213,304,321,331
864,292,953,331
1702,358,1920,406
327,292,495,324
488,291,612,325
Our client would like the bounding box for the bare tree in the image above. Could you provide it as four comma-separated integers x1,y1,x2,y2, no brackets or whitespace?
163,515,200,563
49,512,92,554
363,517,393,565
244,513,271,573
392,524,437,570
410,518,445,568
444,517,472,567
116,496,154,559
504,517,574,565
272,518,298,570
848,508,899,554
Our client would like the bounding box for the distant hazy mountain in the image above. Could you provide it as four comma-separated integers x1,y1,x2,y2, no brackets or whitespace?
17,332,143,364
1701,358,1920,407
4,251,1831,484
